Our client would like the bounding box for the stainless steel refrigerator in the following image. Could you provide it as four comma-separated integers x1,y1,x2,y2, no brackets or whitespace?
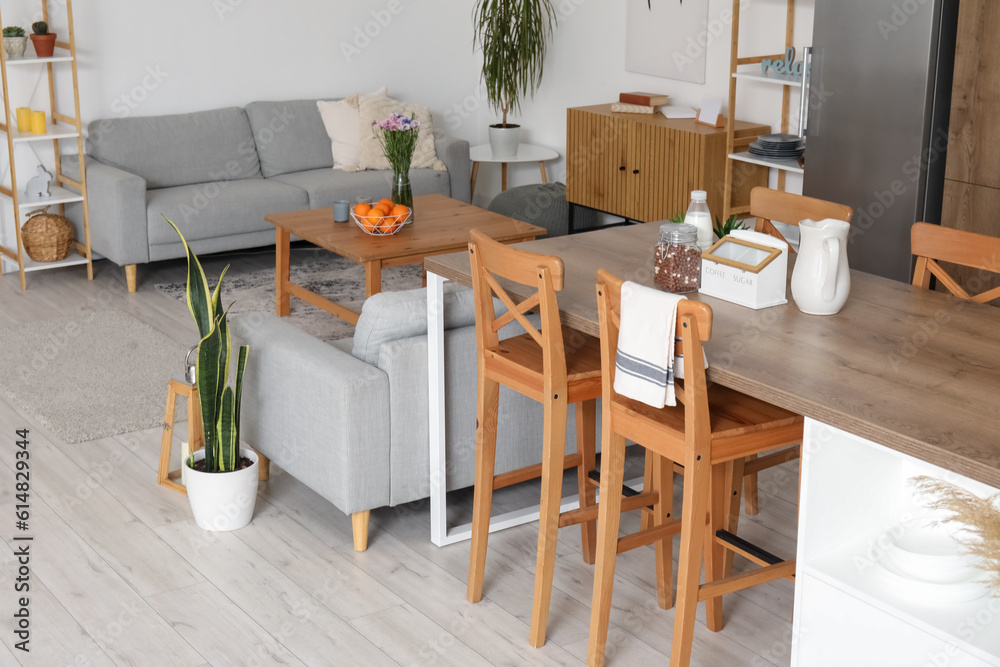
802,0,959,282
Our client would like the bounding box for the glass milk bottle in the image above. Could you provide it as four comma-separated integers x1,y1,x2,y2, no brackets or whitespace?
685,190,714,252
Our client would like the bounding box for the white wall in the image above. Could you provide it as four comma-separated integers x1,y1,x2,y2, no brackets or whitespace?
1,0,815,269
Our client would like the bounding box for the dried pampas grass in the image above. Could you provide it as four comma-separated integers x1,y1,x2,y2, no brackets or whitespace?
910,476,1000,595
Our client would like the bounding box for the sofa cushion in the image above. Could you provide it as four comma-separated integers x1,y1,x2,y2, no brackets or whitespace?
270,166,451,210
316,86,389,171
146,178,308,246
352,283,476,365
87,107,261,189
245,99,335,178
356,93,446,172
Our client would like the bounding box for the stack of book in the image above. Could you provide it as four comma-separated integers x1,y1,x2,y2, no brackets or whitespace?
612,91,669,114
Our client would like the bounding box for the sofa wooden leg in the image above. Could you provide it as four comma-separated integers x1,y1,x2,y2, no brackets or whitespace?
125,264,137,293
352,511,370,551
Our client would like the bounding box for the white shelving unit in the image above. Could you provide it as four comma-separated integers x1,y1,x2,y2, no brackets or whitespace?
0,0,91,290
792,418,1000,666
722,0,804,220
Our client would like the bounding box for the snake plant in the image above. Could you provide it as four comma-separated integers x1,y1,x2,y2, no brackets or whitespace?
164,216,248,473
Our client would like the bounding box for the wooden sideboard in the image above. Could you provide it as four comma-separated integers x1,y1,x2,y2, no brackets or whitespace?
566,104,770,223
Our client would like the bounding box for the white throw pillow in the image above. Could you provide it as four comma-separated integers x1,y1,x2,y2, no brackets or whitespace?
317,86,388,171
356,93,447,172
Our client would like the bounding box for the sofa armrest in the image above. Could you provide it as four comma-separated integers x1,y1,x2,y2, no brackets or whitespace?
434,132,471,204
231,314,392,515
61,155,150,267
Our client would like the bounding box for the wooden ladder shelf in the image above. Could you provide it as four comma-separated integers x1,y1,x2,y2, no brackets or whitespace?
0,0,91,289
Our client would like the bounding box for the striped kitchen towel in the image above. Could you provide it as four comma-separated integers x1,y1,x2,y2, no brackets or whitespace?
613,281,685,408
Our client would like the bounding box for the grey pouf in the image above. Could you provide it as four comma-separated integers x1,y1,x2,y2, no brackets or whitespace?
487,182,597,237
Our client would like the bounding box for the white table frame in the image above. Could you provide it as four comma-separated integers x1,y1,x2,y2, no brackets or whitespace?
427,271,585,546
427,270,648,547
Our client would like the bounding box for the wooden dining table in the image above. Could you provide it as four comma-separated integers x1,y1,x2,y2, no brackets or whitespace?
423,221,1000,664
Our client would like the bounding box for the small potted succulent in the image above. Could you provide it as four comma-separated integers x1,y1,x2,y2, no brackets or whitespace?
2,26,27,59
29,21,56,58
714,214,747,239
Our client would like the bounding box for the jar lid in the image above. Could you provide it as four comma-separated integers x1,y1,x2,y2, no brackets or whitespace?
659,222,698,244
691,190,707,201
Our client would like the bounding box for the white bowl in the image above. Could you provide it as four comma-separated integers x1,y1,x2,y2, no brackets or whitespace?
874,557,988,605
882,524,978,584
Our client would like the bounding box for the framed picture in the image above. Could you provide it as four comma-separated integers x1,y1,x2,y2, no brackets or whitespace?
625,0,710,84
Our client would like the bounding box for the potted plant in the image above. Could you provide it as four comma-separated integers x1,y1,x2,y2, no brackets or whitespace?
164,216,258,532
713,214,747,239
2,26,27,59
29,21,56,58
473,0,556,158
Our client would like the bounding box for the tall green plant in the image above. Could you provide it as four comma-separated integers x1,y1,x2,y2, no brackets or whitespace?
473,0,556,127
164,216,249,473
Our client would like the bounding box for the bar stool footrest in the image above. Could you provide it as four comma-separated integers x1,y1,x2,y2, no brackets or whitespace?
716,529,783,566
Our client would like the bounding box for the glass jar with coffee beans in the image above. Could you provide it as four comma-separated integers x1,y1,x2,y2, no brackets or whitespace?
654,223,702,293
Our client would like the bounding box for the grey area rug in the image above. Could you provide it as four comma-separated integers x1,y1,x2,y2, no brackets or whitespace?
0,309,187,444
155,252,424,343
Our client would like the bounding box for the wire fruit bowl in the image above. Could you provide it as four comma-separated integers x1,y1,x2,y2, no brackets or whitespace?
351,210,410,236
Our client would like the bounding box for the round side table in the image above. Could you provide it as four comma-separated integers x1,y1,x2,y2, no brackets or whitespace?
470,143,559,195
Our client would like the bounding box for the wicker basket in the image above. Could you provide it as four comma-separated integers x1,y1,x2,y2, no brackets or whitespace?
21,207,74,262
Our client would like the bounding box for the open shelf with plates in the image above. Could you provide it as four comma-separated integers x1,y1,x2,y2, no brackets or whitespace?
722,0,805,220
0,0,91,289
792,419,1000,666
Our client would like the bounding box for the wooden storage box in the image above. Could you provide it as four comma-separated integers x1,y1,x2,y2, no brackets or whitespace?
699,230,787,309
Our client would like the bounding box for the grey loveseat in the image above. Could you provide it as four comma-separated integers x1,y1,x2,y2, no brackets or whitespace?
62,100,471,291
231,283,592,550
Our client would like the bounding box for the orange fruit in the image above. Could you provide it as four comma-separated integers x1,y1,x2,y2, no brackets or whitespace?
372,204,390,217
354,203,371,217
361,212,381,232
376,216,396,234
378,198,394,209
390,204,410,223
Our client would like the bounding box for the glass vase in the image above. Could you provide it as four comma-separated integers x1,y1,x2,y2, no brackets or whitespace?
392,169,414,224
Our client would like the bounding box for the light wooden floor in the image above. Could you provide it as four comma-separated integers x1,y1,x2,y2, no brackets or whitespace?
0,252,800,666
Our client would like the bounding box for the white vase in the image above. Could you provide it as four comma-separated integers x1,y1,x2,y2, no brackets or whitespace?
185,447,259,531
791,218,851,315
488,124,521,159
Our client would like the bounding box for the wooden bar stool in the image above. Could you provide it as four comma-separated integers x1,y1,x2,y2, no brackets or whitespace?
158,378,270,494
466,230,659,648
587,270,804,667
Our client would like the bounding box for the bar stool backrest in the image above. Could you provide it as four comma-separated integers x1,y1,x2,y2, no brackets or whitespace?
911,221,1000,305
595,268,712,423
750,187,854,253
468,228,568,384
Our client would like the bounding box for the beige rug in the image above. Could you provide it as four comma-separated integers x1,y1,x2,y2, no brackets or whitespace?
0,309,187,444
155,251,424,343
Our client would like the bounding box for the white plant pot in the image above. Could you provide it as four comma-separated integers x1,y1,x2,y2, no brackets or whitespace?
185,447,259,531
488,124,521,159
3,36,27,59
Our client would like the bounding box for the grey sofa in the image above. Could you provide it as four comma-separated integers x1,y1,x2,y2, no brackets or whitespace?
231,283,592,550
62,99,471,291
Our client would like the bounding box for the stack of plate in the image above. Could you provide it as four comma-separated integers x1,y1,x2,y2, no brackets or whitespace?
749,133,805,160
874,524,988,605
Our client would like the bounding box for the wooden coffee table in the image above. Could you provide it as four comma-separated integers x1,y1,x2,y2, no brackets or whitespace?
264,193,546,324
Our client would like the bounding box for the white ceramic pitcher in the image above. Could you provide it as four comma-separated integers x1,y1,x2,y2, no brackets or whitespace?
791,218,851,315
